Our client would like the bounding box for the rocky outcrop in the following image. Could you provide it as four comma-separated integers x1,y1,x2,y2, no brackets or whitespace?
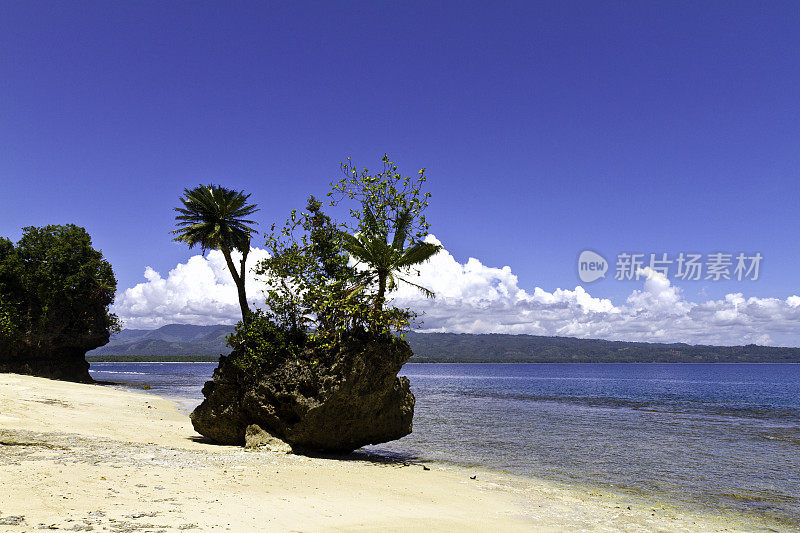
0,328,109,383
244,424,293,453
190,335,415,453
1,224,117,383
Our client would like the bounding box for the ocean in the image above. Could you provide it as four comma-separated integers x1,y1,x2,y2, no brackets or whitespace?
89,362,800,528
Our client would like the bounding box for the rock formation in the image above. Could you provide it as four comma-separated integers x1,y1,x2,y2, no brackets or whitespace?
190,334,415,453
243,424,293,453
1,224,117,383
0,326,109,383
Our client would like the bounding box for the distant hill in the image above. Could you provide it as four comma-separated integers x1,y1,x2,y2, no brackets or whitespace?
403,331,800,363
88,324,233,359
86,324,800,363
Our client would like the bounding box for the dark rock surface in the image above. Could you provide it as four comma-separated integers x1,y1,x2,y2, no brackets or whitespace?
243,424,293,453
0,328,109,383
190,335,415,453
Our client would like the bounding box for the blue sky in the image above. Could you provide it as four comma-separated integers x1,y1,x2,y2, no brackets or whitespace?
2,2,799,343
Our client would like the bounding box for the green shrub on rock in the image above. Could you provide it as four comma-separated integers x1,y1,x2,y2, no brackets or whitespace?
226,310,306,374
0,225,118,381
192,156,440,451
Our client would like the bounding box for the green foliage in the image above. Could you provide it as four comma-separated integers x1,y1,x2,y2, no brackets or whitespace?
258,197,350,331
172,184,259,322
0,295,18,341
226,310,306,372
0,225,118,348
172,184,259,252
0,238,22,341
256,196,395,349
226,155,440,369
331,154,441,328
331,154,432,240
338,215,441,313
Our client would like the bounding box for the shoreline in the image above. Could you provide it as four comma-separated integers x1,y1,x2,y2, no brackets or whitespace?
87,359,800,364
0,373,784,531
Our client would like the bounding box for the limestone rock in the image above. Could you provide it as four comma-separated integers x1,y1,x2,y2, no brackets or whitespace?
0,330,108,383
191,334,415,453
244,424,293,453
0,224,116,383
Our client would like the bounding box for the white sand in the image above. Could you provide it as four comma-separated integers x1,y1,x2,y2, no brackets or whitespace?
0,373,774,532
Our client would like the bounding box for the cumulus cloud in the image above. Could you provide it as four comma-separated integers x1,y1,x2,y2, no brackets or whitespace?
114,248,270,329
114,236,800,345
388,237,800,345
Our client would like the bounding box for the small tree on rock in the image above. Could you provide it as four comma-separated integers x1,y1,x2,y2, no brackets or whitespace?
172,184,258,323
331,155,441,328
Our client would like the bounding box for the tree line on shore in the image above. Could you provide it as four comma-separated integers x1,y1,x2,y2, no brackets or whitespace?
86,325,800,363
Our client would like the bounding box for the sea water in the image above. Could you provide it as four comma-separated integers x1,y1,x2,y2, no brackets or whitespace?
89,362,800,527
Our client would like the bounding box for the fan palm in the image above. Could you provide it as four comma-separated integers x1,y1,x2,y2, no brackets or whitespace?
340,208,441,317
171,185,258,323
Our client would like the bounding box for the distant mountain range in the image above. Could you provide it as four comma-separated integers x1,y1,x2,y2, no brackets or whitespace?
89,324,233,359
86,324,800,363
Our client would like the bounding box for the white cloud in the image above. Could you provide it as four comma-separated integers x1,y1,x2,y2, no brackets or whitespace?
114,248,270,329
114,237,800,345
388,237,800,346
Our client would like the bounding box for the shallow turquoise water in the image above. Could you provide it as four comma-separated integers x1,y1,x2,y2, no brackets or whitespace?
90,362,800,527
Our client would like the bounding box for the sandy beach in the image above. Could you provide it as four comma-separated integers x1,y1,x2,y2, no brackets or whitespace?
0,373,777,532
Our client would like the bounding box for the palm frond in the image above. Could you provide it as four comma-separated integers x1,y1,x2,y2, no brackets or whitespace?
171,184,259,253
344,283,368,301
362,204,389,241
391,209,412,250
396,275,436,298
339,231,370,263
395,241,441,269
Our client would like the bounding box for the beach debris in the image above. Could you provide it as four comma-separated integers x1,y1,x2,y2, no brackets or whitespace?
470,475,477,480
126,512,158,519
0,514,26,526
422,465,430,471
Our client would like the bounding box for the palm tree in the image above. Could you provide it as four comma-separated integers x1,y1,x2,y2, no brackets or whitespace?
172,185,258,323
340,208,441,318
